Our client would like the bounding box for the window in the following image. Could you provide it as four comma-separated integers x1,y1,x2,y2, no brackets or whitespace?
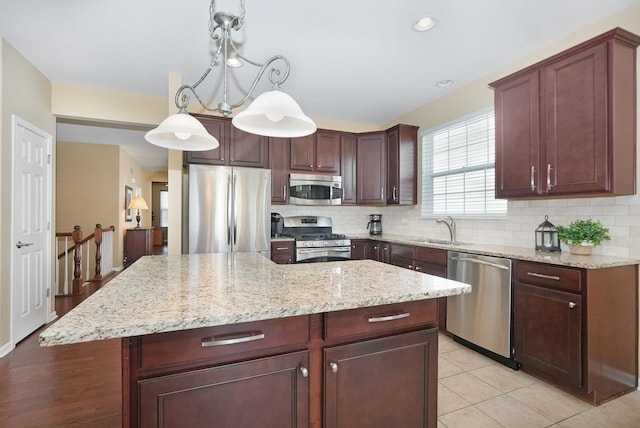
421,109,506,217
160,190,169,227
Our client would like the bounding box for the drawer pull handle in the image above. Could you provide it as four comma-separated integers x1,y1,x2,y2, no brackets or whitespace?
368,312,411,323
275,247,289,251
300,366,309,378
527,272,560,281
201,332,265,347
330,362,338,373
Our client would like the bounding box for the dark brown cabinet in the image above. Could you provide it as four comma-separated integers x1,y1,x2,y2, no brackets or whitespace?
269,137,290,204
125,300,441,427
356,132,386,204
491,28,639,199
290,130,341,174
386,125,418,205
139,351,309,428
350,239,369,260
324,329,437,428
513,260,638,404
389,244,447,277
124,228,152,268
340,133,358,204
368,241,390,263
271,241,295,264
184,114,268,168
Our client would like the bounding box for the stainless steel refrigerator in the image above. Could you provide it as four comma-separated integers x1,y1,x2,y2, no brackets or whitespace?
185,164,271,254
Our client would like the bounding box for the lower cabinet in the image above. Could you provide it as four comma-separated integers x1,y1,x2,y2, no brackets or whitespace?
125,301,440,427
271,241,295,264
350,239,369,260
324,329,437,428
124,228,153,268
513,260,638,404
138,351,309,428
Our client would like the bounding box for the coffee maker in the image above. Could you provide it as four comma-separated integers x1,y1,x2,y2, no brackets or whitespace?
271,213,284,237
367,214,383,235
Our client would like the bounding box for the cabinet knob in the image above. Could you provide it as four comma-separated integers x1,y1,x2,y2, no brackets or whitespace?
330,362,338,373
415,266,421,271
568,302,576,309
300,366,309,378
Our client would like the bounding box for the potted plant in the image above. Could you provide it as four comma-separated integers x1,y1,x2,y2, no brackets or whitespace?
556,219,611,255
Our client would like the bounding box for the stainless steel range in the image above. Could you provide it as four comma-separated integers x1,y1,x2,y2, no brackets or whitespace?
282,216,351,263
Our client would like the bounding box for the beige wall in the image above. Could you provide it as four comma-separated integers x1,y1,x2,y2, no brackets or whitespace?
0,39,56,350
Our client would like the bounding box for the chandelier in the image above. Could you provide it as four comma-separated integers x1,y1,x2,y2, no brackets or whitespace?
145,0,316,151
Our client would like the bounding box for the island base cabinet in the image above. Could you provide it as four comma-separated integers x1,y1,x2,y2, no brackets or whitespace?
324,329,438,428
138,351,309,428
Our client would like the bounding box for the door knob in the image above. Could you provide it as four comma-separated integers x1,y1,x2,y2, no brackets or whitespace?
16,241,34,248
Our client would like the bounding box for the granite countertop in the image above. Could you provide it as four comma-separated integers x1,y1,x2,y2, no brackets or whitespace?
349,234,640,269
40,253,471,347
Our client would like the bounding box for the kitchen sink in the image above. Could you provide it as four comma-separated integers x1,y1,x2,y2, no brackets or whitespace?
415,239,471,246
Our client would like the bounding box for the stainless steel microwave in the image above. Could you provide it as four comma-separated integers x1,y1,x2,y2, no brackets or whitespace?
289,173,342,205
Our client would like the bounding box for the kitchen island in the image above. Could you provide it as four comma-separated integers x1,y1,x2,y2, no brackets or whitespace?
40,253,471,428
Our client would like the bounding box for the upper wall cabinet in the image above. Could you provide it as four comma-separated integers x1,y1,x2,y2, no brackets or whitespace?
184,114,268,168
290,130,341,174
386,125,418,205
356,132,387,204
490,28,640,199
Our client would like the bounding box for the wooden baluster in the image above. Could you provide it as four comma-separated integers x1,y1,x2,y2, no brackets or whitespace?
94,223,103,281
72,225,83,295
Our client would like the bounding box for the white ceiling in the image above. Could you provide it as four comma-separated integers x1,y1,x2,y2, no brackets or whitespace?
2,0,639,171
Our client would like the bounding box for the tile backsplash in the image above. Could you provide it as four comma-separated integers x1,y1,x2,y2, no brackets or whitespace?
272,194,640,258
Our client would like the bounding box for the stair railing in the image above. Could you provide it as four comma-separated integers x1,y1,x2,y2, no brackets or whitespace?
56,224,116,295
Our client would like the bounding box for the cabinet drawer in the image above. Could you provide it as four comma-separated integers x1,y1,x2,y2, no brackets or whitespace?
515,261,582,292
391,244,414,259
271,241,294,253
138,316,310,371
325,300,438,340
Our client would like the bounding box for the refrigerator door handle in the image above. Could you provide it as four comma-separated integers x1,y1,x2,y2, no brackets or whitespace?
233,174,238,247
227,173,232,246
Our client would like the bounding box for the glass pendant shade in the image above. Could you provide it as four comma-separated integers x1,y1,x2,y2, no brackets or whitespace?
232,90,317,138
145,111,220,151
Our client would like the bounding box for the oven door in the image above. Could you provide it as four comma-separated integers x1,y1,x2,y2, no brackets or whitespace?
296,246,351,263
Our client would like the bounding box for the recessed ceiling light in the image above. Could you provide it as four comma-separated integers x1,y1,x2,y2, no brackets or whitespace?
436,80,454,87
414,16,436,32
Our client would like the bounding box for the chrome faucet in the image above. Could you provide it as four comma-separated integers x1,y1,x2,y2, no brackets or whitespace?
436,216,456,243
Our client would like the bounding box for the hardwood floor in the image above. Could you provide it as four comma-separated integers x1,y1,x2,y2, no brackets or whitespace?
0,274,123,427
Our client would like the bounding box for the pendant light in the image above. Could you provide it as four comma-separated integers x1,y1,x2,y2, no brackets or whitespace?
145,0,316,151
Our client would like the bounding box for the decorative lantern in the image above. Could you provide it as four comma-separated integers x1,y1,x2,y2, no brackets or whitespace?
535,215,561,252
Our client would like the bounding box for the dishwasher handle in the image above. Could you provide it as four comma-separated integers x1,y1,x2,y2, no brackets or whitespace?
448,256,510,270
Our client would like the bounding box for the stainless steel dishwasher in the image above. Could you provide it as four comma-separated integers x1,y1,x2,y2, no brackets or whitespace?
446,251,519,369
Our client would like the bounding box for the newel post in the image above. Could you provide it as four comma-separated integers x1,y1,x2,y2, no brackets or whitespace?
94,223,104,280
71,225,83,295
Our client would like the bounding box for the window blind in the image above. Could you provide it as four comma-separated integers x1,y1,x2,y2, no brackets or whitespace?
421,109,506,217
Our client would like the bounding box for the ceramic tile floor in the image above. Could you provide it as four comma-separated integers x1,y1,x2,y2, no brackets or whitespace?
437,334,640,427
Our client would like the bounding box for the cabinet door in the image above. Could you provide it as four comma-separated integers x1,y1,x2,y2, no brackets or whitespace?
271,241,294,264
269,137,290,204
386,125,417,205
229,126,268,168
493,71,541,198
356,133,386,204
139,351,309,428
514,283,582,387
543,44,608,194
350,239,368,260
290,134,315,171
324,329,437,428
184,115,227,165
316,130,341,174
340,133,357,204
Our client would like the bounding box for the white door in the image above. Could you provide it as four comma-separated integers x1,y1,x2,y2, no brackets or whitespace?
12,115,52,344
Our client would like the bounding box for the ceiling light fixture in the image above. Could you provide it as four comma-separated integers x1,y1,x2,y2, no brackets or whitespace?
414,16,437,32
145,0,316,151
436,79,454,87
